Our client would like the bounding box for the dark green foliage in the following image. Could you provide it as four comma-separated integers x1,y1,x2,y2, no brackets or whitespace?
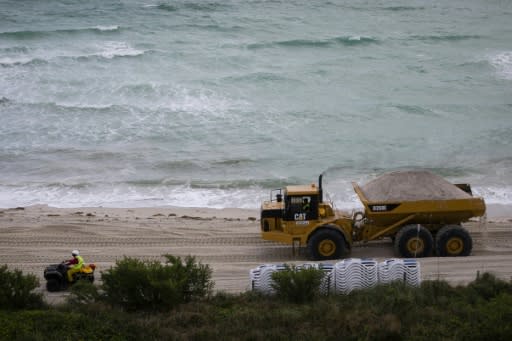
100,255,213,311
465,272,512,301
459,293,512,341
418,278,459,305
270,265,325,303
2,265,512,340
0,309,153,341
163,254,214,302
67,279,101,306
0,265,44,310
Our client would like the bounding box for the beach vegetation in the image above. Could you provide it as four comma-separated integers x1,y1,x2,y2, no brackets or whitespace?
100,255,213,311
270,265,325,303
67,279,101,306
0,265,45,310
1,260,512,340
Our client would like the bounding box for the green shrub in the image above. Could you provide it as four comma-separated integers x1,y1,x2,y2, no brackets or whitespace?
417,279,459,306
100,255,213,311
271,265,325,303
0,309,152,340
67,279,101,306
0,265,44,310
460,292,512,341
465,272,512,301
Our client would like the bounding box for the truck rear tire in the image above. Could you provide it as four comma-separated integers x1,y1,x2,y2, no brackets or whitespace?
435,225,472,257
394,224,433,258
307,228,345,260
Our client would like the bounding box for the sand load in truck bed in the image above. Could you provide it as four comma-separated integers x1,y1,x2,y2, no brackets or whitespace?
360,170,472,202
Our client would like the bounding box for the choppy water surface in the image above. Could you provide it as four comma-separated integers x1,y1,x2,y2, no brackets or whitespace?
1,0,511,209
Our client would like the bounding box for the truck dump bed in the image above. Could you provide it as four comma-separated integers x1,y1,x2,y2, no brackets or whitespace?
352,170,486,227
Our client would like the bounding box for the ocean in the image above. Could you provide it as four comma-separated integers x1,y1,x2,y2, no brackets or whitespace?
1,0,511,210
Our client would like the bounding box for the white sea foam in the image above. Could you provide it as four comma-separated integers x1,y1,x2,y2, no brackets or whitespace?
94,25,120,31
0,185,267,209
489,51,512,79
473,186,512,205
94,41,145,59
1,182,509,211
158,87,247,116
0,56,34,66
0,42,143,68
52,102,115,110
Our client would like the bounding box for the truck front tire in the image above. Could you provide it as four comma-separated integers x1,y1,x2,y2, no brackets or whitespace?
308,228,346,260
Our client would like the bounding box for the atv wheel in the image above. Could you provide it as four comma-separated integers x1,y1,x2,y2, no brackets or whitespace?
307,228,346,260
394,224,433,258
46,279,61,292
435,225,472,257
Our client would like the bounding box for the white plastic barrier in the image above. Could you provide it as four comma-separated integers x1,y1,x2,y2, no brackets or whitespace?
250,258,421,295
378,258,421,286
333,258,379,294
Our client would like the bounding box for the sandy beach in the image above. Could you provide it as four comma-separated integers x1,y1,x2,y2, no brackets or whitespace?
1,204,511,302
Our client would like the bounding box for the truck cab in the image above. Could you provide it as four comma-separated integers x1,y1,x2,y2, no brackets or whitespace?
260,175,353,260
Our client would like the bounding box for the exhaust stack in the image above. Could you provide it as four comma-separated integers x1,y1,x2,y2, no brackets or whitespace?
318,174,323,203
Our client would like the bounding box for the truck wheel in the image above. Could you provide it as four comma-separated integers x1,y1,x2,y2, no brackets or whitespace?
394,224,433,258
307,228,345,260
46,279,61,292
435,225,472,257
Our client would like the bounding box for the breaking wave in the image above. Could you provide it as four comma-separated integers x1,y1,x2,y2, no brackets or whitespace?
156,1,231,12
0,26,121,39
0,57,48,67
411,34,482,42
489,51,512,79
380,6,426,11
1,43,147,66
247,36,378,49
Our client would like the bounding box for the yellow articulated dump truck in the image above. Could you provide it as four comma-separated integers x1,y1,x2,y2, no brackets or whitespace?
260,170,486,260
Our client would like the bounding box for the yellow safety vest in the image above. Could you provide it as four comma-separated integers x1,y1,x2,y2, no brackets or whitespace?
71,255,84,270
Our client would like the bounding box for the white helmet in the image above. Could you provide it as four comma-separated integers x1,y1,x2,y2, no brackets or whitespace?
71,250,79,256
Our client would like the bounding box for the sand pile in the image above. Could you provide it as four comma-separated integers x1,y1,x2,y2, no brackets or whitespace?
360,170,472,202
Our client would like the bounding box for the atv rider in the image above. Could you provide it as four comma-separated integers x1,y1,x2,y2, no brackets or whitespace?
64,249,84,282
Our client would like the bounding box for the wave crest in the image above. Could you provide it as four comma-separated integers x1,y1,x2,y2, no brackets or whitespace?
381,6,425,11
334,36,378,45
154,1,229,12
0,26,120,39
93,41,145,59
248,35,377,49
0,57,47,67
412,34,481,42
489,51,512,79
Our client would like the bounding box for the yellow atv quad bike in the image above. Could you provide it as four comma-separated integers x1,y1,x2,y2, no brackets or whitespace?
44,262,96,292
